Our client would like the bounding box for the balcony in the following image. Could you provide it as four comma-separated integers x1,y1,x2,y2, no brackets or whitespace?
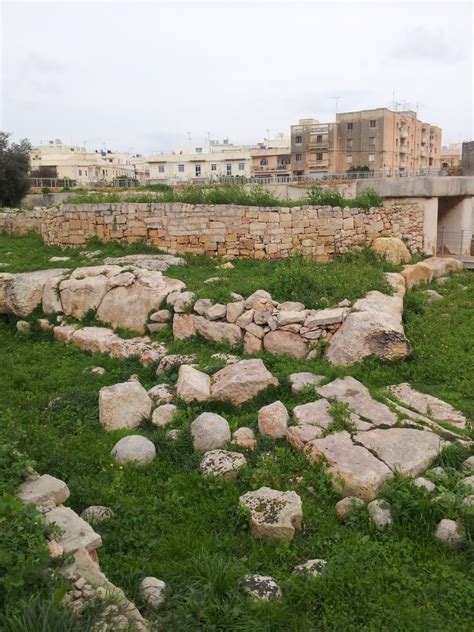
400,129,408,138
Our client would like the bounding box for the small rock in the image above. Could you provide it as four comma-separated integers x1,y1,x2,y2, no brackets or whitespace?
211,359,278,405
218,262,234,270
368,499,393,529
48,539,64,558
18,474,70,507
49,256,71,262
194,298,213,314
258,401,289,438
434,518,464,548
172,313,196,340
241,575,282,601
289,372,325,394
200,449,247,479
149,309,172,323
239,487,303,542
16,320,30,333
172,291,195,313
435,276,449,286
99,381,152,431
427,466,449,482
245,289,272,309
424,289,444,303
138,577,166,610
205,303,227,320
293,559,327,576
156,353,197,375
462,495,474,507
111,435,156,465
190,412,231,451
338,298,351,308
37,318,53,331
89,366,106,375
166,429,181,441
151,404,177,427
226,301,245,323
204,277,220,284
263,330,308,359
148,383,174,404
81,506,114,525
459,475,474,494
414,477,436,493
232,427,257,450
335,496,365,520
176,365,211,403
243,331,263,354
462,456,474,472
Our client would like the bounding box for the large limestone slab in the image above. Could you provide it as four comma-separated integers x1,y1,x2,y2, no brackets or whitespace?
176,365,211,402
326,291,410,366
354,428,446,476
316,377,397,426
239,487,303,542
289,372,325,394
18,474,70,507
293,399,333,427
263,330,308,359
99,381,152,431
1,269,68,317
44,506,102,554
97,269,184,333
103,253,185,271
422,257,462,278
306,431,393,500
60,267,119,319
388,383,466,429
211,359,278,405
193,315,242,346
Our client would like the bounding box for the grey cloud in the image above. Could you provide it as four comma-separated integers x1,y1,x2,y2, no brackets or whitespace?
390,26,468,64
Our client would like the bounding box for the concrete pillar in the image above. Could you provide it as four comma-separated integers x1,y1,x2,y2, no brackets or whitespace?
438,196,473,257
422,197,438,256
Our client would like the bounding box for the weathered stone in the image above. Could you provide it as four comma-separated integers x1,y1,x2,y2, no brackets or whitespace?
226,301,245,323
422,257,462,278
354,428,446,476
190,412,231,451
278,301,305,312
286,424,324,451
42,272,68,313
172,313,196,340
16,320,30,333
138,577,166,610
236,309,255,328
293,559,327,576
194,315,242,346
147,383,174,404
306,431,393,501
1,269,68,317
289,372,325,394
99,381,152,431
305,308,346,328
246,322,265,338
80,506,114,525
151,404,177,427
44,506,102,554
103,253,185,271
424,289,444,303
402,262,433,289
18,474,70,507
293,399,333,427
258,401,289,438
37,318,53,331
385,272,406,298
245,289,272,309
200,449,247,479
176,365,211,402
243,331,263,354
111,435,156,465
240,487,303,542
317,377,397,426
263,330,308,359
241,575,282,601
205,303,227,320
326,292,410,366
414,477,436,493
387,383,466,428
368,499,393,529
194,298,213,315
335,496,365,520
372,237,411,264
149,309,172,322
166,429,181,441
53,324,79,343
232,427,257,450
434,519,464,548
460,475,474,494
172,291,195,313
211,359,278,405
277,310,306,327
156,353,196,374
463,456,474,472
211,352,241,365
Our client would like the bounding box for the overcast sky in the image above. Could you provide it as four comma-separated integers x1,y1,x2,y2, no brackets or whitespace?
1,0,472,154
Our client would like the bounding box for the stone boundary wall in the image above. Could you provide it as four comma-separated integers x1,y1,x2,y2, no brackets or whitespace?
0,202,424,259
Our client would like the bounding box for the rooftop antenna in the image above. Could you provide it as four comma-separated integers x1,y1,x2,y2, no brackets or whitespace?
332,96,341,117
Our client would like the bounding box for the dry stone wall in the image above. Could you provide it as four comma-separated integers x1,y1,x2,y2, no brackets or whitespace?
0,202,424,259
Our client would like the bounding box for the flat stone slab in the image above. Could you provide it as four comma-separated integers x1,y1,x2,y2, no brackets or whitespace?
306,431,393,501
18,474,70,507
293,399,333,427
45,506,102,554
200,449,247,479
387,383,466,429
211,359,278,406
354,428,447,477
317,376,397,426
289,372,325,394
286,424,324,451
239,486,303,542
103,254,185,271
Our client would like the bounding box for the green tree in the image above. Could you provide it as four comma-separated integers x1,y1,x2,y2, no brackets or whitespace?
0,133,32,207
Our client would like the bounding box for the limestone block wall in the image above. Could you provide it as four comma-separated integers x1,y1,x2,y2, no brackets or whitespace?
0,202,424,259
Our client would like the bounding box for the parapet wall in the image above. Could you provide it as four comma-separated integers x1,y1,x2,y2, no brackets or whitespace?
0,202,424,259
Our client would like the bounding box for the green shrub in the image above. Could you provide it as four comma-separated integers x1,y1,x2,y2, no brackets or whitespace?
350,187,384,209
305,186,346,207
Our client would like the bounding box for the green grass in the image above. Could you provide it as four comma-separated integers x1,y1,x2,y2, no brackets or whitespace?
1,233,474,630
62,184,383,210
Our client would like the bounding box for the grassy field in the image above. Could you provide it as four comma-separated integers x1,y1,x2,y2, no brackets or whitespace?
1,233,473,630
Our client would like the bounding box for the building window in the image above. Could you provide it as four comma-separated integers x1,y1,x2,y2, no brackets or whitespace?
195,147,202,153
178,164,184,172
78,169,82,176
370,120,376,128
195,165,201,176
295,154,302,161
368,154,375,161
369,136,375,146
211,164,217,171
260,158,268,166
347,122,353,131
84,170,87,176
295,135,302,144
316,134,323,143
239,162,245,171
226,164,232,176
316,153,323,161
346,139,353,149
158,165,165,173
346,156,353,163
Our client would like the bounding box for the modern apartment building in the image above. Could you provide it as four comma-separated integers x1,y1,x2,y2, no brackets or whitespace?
30,141,137,184
290,119,336,177
441,143,462,169
334,108,442,173
251,135,291,180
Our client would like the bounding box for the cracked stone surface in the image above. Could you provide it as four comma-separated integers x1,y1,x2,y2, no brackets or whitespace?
354,428,447,477
200,449,247,479
387,383,466,429
306,431,393,501
241,575,282,601
239,487,303,542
